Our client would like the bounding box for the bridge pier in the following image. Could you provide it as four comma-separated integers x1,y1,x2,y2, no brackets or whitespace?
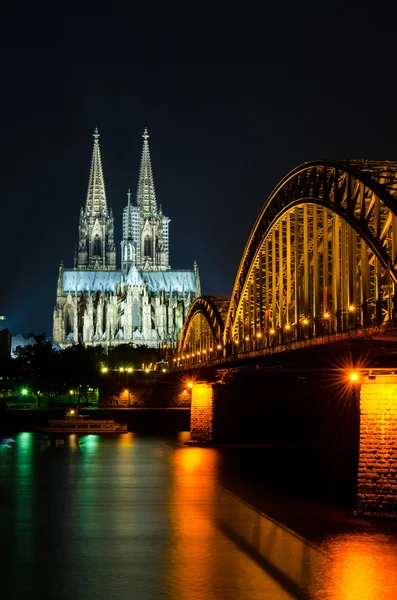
356,374,397,517
189,381,214,443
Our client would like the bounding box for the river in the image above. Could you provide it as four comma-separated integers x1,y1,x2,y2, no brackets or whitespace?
1,432,397,599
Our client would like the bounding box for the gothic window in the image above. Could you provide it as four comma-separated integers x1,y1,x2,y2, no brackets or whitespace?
93,235,101,256
133,298,141,329
144,235,152,258
64,305,74,336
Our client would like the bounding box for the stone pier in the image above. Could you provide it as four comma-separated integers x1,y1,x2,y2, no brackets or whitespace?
189,381,214,443
356,374,397,516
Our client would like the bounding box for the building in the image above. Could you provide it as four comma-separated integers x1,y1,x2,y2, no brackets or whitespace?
0,328,11,361
11,332,46,357
53,128,200,348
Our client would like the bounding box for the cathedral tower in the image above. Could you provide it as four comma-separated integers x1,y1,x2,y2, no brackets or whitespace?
122,128,170,273
75,128,116,269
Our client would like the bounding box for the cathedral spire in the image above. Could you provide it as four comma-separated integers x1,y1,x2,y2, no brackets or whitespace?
136,127,157,216
85,127,108,216
75,129,116,270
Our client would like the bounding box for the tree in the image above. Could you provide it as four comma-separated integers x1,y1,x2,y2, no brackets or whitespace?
107,344,159,369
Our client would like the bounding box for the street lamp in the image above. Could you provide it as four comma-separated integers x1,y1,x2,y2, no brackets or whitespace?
348,304,357,331
323,311,331,336
302,318,309,340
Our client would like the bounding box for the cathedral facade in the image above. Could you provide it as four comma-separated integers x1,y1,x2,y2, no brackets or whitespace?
53,129,200,348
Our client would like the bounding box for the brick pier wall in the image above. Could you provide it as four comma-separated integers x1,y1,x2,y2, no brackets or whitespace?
357,376,397,516
189,382,214,443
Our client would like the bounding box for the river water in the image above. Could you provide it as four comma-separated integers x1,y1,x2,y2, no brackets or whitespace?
1,432,397,599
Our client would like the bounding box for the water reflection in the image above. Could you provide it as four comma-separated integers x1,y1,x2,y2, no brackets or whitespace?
2,433,397,599
167,445,293,599
9,433,37,594
314,533,397,599
78,434,100,454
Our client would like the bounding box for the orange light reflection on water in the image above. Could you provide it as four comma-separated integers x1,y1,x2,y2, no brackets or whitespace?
314,533,397,599
118,432,134,448
166,446,219,598
166,445,296,599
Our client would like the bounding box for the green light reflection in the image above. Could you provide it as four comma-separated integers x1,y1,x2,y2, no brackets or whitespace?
79,434,100,454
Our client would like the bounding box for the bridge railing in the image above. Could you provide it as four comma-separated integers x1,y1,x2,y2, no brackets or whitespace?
171,324,392,371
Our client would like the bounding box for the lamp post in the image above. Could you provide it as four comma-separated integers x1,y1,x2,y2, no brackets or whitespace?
348,304,356,331
323,311,331,339
302,318,309,341
285,324,292,347
256,332,262,350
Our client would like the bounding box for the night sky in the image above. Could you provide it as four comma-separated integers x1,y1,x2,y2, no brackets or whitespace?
1,12,396,337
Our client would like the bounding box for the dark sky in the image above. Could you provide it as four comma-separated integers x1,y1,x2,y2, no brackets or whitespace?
1,12,396,336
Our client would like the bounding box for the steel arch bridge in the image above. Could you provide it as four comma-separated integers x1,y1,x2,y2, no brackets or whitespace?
177,295,229,359
177,159,397,364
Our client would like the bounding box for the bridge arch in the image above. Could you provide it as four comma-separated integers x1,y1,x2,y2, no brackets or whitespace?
224,160,397,346
177,295,228,361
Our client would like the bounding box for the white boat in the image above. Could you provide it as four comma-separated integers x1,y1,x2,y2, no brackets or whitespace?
38,410,128,433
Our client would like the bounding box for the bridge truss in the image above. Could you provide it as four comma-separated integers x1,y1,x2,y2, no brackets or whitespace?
177,160,397,362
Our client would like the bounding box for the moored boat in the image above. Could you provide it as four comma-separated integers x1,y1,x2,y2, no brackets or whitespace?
38,410,128,433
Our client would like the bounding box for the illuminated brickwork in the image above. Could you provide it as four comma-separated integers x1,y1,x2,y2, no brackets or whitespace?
170,389,192,407
190,382,214,443
357,376,397,516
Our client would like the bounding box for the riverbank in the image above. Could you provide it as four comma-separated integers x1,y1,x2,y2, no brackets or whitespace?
0,407,190,433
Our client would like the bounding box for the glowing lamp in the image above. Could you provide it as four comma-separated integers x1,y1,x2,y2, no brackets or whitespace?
270,329,275,334
187,381,193,389
350,372,359,382
349,305,355,312
285,324,291,330
217,344,221,349
324,312,330,319
245,336,250,341
69,390,74,395
101,367,108,373
21,388,28,396
303,319,308,325
70,410,75,416
127,367,132,373
209,347,213,351
256,332,262,338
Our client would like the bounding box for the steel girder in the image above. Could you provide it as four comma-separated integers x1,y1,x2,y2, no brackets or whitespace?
224,160,397,344
178,295,227,354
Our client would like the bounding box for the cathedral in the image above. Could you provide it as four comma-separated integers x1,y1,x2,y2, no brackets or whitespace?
53,128,200,348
